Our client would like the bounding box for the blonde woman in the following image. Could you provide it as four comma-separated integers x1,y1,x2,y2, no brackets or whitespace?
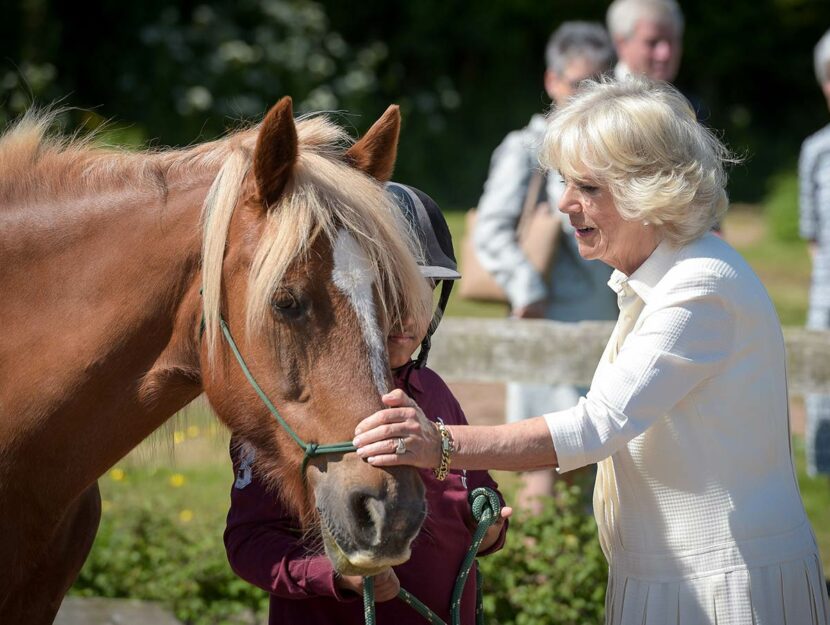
355,78,830,624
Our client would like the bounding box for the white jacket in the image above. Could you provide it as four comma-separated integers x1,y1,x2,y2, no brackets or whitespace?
546,233,828,624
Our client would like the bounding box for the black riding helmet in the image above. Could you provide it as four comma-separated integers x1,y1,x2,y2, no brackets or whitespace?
386,182,460,368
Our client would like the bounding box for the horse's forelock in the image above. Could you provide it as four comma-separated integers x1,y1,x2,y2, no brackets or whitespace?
201,114,430,364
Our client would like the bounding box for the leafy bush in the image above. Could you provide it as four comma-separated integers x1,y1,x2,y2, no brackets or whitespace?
72,492,268,625
479,483,607,625
73,470,606,624
764,170,801,243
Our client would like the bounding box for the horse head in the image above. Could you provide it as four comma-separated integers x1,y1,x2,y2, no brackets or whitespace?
200,98,431,575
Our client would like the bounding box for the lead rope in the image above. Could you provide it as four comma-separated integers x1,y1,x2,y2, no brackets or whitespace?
362,487,501,625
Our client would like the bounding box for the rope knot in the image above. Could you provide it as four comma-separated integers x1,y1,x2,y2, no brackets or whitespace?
470,487,501,525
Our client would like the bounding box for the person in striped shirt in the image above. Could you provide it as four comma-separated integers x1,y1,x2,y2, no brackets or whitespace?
799,28,830,478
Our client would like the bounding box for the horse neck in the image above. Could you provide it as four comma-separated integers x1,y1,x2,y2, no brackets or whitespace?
0,155,215,501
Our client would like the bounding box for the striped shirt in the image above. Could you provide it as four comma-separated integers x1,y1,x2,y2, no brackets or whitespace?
800,122,830,312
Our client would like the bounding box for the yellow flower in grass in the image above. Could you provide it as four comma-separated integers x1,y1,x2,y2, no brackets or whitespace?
173,430,186,445
169,473,186,488
187,425,200,438
101,500,112,512
179,509,194,523
109,468,125,482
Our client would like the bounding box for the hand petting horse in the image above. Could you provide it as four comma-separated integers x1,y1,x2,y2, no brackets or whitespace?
0,98,432,624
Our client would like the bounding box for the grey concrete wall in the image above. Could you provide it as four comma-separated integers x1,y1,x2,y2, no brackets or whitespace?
429,318,830,395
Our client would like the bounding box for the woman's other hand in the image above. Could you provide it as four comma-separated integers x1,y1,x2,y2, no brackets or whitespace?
353,389,442,469
336,567,400,602
511,300,546,319
478,506,513,553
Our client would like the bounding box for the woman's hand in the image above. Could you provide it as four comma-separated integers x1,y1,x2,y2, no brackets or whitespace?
512,300,546,319
336,568,400,601
478,506,513,553
353,389,442,469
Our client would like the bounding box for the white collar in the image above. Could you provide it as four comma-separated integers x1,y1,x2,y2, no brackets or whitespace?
614,62,633,81
607,238,681,304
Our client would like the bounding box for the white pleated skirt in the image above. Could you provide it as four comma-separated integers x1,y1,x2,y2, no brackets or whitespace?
606,549,829,625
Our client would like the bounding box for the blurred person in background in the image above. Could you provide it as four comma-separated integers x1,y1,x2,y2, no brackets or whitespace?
606,0,683,83
473,21,618,512
799,28,830,479
608,0,715,229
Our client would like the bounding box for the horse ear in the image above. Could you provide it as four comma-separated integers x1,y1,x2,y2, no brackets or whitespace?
254,96,298,209
345,104,400,182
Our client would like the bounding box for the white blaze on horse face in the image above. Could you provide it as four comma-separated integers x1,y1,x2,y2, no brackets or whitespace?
332,229,389,395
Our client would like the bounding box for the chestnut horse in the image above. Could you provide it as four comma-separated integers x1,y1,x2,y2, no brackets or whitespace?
0,98,432,623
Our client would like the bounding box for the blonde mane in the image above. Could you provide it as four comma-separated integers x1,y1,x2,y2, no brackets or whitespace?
0,109,258,202
200,114,430,358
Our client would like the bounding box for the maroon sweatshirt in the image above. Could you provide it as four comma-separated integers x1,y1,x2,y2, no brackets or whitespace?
224,363,507,625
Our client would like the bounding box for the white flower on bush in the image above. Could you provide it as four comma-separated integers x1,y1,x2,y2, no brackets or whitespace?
185,86,213,112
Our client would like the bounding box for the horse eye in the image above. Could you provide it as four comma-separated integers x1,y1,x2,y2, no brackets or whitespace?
271,290,304,317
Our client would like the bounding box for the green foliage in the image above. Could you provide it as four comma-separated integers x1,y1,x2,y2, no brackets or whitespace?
133,0,388,138
4,0,830,206
74,464,607,624
793,436,830,570
479,483,607,625
764,170,801,243
72,492,267,625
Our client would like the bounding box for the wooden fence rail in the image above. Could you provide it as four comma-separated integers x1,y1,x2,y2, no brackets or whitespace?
429,318,830,396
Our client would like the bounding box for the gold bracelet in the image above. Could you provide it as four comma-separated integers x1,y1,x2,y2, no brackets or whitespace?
433,418,454,481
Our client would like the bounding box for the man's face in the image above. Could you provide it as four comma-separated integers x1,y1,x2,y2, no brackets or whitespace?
616,18,682,82
545,57,605,108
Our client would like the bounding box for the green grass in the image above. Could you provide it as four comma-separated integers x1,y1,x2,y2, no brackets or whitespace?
725,206,811,326
795,437,830,566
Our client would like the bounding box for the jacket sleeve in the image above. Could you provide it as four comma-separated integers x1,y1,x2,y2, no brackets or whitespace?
545,267,735,473
223,441,355,601
437,378,509,555
799,136,820,242
474,128,548,308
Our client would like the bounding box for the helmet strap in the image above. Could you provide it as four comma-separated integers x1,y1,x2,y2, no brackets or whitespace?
414,279,454,369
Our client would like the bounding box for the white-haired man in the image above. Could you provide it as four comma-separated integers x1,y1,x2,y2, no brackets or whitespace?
799,29,830,479
473,22,619,512
606,0,684,83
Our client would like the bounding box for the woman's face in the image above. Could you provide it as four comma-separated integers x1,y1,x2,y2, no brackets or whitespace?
558,175,659,275
386,279,434,369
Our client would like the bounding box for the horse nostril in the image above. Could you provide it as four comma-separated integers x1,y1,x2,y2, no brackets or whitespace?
350,492,386,547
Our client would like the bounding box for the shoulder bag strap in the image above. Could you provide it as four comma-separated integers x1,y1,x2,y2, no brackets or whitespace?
516,169,547,237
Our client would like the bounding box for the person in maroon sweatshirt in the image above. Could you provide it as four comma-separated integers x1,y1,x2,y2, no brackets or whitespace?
224,182,511,625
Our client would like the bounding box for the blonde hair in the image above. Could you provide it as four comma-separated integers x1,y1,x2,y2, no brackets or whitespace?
541,77,732,245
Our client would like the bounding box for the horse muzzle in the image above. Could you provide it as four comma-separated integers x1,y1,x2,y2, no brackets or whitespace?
314,463,426,576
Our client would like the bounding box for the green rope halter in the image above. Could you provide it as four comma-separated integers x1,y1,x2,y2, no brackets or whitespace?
218,316,357,475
